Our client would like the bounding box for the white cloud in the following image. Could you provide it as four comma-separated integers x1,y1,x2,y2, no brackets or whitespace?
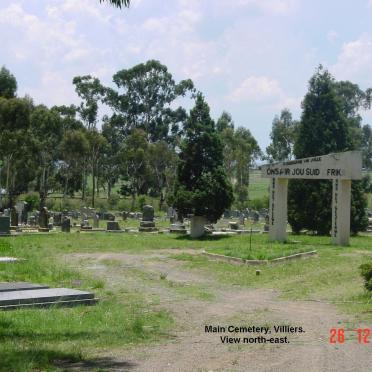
229,76,282,102
238,0,299,14
331,34,372,81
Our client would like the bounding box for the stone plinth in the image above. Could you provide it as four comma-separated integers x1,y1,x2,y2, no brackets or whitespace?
139,220,158,232
107,221,121,231
169,223,187,234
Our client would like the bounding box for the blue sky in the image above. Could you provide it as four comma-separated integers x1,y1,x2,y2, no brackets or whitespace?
1,0,372,151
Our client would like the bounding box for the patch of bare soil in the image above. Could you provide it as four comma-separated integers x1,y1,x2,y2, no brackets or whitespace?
66,250,372,372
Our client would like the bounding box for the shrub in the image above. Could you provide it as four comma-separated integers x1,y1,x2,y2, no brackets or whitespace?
24,192,40,211
249,195,269,210
359,262,372,291
108,194,120,209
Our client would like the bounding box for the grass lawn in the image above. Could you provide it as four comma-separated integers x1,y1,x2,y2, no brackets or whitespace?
204,234,313,260
0,232,371,370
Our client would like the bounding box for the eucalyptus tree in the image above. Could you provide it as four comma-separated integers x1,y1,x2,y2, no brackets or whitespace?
100,0,130,8
30,105,63,209
0,96,33,206
105,60,194,143
0,66,17,99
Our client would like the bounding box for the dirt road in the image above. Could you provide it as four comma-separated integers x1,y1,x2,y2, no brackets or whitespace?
68,250,372,372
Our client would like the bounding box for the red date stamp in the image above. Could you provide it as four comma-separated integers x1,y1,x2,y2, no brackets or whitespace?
329,328,371,344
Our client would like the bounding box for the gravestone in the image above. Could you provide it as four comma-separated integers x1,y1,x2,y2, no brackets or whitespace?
93,214,99,228
54,212,62,227
0,216,10,235
229,221,239,230
122,211,128,221
61,217,71,233
252,211,260,223
10,208,18,227
39,207,49,229
139,205,157,232
263,214,270,232
106,221,121,231
15,201,28,224
48,216,54,230
169,222,187,234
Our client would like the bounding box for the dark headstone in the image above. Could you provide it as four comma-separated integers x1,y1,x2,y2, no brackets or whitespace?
142,205,154,221
39,207,49,228
54,212,62,226
61,217,71,233
10,208,18,227
107,221,121,231
0,216,10,235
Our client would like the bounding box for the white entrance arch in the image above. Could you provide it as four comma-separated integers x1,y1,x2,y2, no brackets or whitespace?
261,151,362,246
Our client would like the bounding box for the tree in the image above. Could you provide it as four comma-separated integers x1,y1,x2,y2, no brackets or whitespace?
86,130,108,208
30,105,63,209
105,60,194,142
266,109,297,162
361,124,372,169
288,66,368,235
73,75,104,130
59,129,89,199
172,94,233,235
118,129,150,209
0,66,17,99
0,96,33,206
99,0,130,8
233,127,260,208
148,141,177,210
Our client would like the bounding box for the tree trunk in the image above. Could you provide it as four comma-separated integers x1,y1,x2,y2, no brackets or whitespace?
107,181,111,199
131,193,136,211
159,191,164,211
92,165,95,208
82,166,86,201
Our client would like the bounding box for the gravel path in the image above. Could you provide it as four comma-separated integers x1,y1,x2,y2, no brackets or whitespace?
67,250,372,372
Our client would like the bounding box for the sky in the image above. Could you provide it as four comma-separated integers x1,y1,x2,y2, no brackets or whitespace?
1,0,372,151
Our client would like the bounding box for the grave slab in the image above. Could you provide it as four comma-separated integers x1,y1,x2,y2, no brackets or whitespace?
0,288,97,310
0,257,21,263
0,282,49,292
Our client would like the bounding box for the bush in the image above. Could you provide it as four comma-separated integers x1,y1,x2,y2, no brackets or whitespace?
359,262,372,291
24,192,40,211
249,195,269,210
108,194,120,209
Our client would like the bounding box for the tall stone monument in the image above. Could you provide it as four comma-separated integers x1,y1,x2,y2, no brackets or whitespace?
261,151,362,246
139,205,158,232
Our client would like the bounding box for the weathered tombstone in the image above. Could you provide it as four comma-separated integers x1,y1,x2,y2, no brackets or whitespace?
10,208,18,227
53,212,62,227
61,217,71,233
139,205,157,232
38,207,49,232
252,211,259,223
122,211,128,221
48,216,54,230
263,214,270,232
106,221,121,231
0,216,10,235
93,214,99,228
169,222,187,234
261,150,362,245
239,215,245,226
229,221,239,230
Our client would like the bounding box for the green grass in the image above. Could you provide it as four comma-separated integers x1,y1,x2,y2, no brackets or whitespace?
0,232,372,369
0,237,173,371
171,234,372,320
204,235,312,260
